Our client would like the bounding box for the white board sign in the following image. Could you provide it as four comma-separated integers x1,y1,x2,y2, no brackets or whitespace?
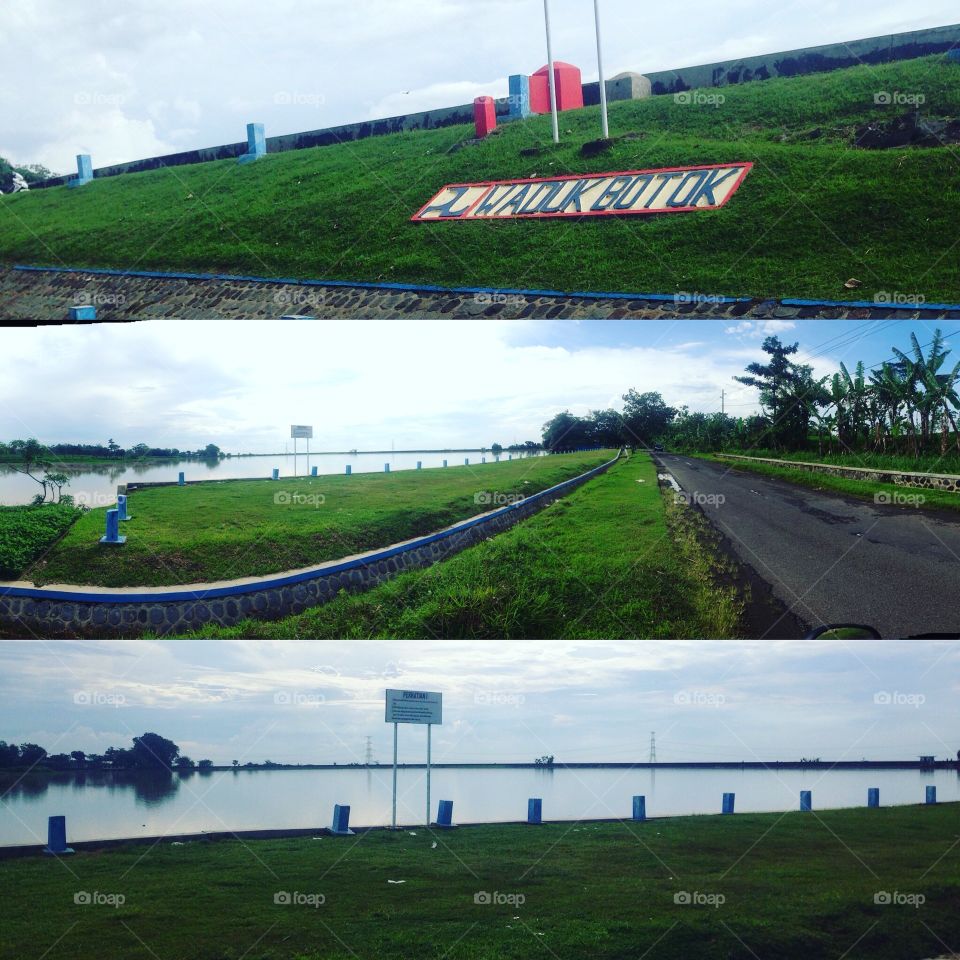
290,425,313,439
385,689,442,725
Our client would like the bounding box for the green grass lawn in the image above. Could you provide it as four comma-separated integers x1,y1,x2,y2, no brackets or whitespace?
2,804,957,960
0,504,81,580
730,448,960,474
2,56,959,300
190,454,743,639
20,453,612,587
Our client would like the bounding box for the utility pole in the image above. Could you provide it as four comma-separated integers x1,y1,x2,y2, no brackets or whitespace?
365,736,374,766
721,389,725,416
649,731,656,764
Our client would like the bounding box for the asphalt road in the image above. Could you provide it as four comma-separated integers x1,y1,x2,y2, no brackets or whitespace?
657,454,960,638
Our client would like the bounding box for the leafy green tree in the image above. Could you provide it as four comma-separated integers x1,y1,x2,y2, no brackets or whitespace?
131,732,180,770
620,390,676,448
542,411,591,452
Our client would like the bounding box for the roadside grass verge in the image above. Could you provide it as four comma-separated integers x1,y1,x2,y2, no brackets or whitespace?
189,454,743,639
19,453,611,588
1,804,957,960
706,453,960,512
0,504,81,579
1,56,959,300
724,448,960,475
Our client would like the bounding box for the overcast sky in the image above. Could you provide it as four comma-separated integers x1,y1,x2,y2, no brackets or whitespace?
3,318,957,452
1,0,956,172
0,639,956,764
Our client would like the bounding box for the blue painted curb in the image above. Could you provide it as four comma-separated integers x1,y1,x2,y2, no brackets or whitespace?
781,298,960,312
0,453,620,604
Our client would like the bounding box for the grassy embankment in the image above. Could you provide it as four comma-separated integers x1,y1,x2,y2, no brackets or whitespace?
190,453,744,639
18,452,611,587
1,57,959,300
1,804,957,960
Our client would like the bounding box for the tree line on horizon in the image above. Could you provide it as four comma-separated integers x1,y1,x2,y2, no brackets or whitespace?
540,329,960,457
0,733,212,772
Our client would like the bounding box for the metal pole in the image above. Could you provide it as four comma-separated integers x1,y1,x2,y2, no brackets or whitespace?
294,437,297,478
392,722,398,829
543,0,559,143
593,0,609,139
426,724,432,827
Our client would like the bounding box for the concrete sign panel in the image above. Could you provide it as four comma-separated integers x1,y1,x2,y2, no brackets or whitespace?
290,425,313,439
412,162,752,222
385,689,442,725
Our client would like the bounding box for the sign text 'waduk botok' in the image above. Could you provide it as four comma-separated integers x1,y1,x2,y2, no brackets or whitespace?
412,162,752,222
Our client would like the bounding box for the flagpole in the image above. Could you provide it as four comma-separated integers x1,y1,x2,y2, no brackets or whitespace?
593,0,609,139
543,0,559,143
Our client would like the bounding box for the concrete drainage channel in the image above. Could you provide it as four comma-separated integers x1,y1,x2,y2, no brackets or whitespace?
0,453,621,637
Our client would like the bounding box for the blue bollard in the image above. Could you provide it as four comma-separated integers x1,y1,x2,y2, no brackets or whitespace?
868,788,880,808
632,795,646,821
272,468,279,480
464,458,469,466
509,454,512,460
384,463,390,473
117,494,130,521
508,74,532,119
722,793,735,815
527,798,542,824
329,804,354,836
443,460,448,468
311,466,318,477
417,461,422,470
238,122,266,164
178,471,185,486
800,791,812,812
926,786,937,804
482,457,486,464
44,815,74,855
495,456,500,462
68,153,93,188
68,305,96,320
433,799,456,828
949,48,960,63
346,465,352,476
99,508,126,545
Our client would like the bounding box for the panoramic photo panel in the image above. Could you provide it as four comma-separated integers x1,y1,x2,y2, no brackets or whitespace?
3,317,960,640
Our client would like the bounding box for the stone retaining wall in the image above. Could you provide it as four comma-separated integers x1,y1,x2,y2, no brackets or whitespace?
718,454,960,492
0,454,620,638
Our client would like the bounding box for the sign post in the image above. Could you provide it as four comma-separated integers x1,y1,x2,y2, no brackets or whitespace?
385,688,442,829
290,425,313,478
543,0,559,143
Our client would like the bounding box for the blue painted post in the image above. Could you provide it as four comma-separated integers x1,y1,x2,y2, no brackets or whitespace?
346,465,352,476
417,461,422,470
632,795,646,821
800,791,812,812
330,804,354,835
433,799,456,828
926,786,937,804
443,460,448,468
508,74,532,119
948,48,960,63
495,455,500,462
509,454,513,460
68,154,93,188
868,788,880,808
99,508,126,545
67,305,97,320
43,815,74,855
178,471,185,486
311,466,318,477
527,798,542,824
722,793,735,815
464,458,469,466
482,457,486,464
272,468,279,480
117,494,130,521
384,463,390,473
238,122,266,164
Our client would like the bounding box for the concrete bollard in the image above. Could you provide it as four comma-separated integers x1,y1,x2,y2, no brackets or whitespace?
722,793,735,815
926,786,937,804
417,461,422,470
117,494,130,521
464,458,469,466
68,154,93,188
495,456,500,462
433,799,456,829
948,48,960,63
800,791,812,812
473,96,496,138
238,122,266,164
99,508,126,545
526,798,542,824
443,460,448,468
272,468,279,480
311,466,318,477
384,463,390,473
508,74,532,119
632,795,646,821
178,471,185,486
43,815,74,855
868,788,880,808
68,305,96,320
346,465,352,476
481,457,486,464
329,804,355,836
509,454,512,460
